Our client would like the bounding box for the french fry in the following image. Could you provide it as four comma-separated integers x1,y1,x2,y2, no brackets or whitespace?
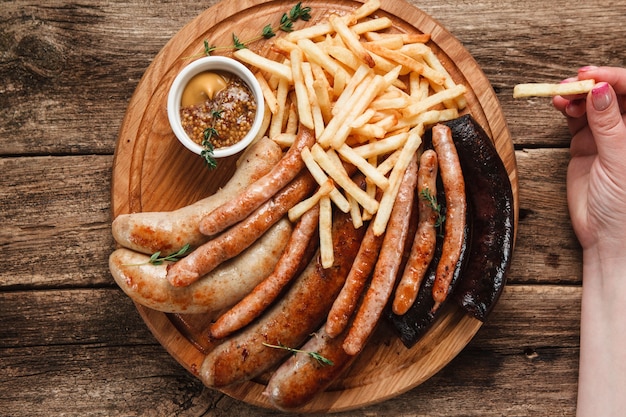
288,178,334,222
329,14,375,68
372,126,423,236
300,147,351,213
363,42,446,85
298,38,350,81
272,132,297,147
402,83,467,117
233,48,293,82
269,77,290,139
352,131,408,159
319,195,334,268
255,71,278,115
310,144,379,214
291,48,315,130
302,62,326,138
337,143,389,190
513,79,595,98
351,17,393,35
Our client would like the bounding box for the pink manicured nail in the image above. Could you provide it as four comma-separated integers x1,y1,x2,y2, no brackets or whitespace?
592,82,611,111
579,65,598,73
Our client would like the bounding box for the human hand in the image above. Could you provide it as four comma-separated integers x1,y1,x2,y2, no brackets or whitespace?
552,66,626,256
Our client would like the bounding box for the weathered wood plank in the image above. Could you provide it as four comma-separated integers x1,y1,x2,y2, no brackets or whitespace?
0,155,115,289
0,285,580,416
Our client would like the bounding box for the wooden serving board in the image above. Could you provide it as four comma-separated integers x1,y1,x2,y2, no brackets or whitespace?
111,0,519,412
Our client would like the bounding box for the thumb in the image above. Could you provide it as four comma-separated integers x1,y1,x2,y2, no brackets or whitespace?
586,82,626,159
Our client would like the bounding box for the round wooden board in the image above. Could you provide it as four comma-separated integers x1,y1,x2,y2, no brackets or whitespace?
111,0,519,412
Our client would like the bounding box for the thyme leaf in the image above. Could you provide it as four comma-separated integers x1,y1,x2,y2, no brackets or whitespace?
202,2,312,53
149,244,191,265
262,342,334,366
420,187,445,229
201,110,223,169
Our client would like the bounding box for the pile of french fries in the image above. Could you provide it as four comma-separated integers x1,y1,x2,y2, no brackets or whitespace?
235,0,468,268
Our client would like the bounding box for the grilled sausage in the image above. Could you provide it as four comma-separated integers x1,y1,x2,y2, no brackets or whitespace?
265,324,357,411
166,172,317,287
111,137,283,255
343,153,418,356
208,204,319,339
325,220,383,338
199,210,365,388
445,115,515,321
392,149,439,315
198,125,315,236
430,124,466,312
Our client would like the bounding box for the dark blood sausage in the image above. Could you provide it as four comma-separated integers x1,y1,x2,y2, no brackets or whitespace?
199,210,365,388
445,114,515,321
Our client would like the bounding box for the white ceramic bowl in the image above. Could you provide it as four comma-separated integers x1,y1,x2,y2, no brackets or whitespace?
167,56,265,158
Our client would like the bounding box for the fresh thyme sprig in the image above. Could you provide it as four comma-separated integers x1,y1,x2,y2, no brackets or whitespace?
420,188,445,230
262,342,334,366
148,244,191,266
123,244,191,267
203,2,311,54
201,109,223,169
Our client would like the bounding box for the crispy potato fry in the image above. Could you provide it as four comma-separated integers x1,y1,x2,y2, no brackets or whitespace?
310,144,379,214
352,131,408,158
255,71,278,115
337,143,389,190
291,48,314,129
319,195,334,268
234,49,293,82
269,77,290,139
372,126,423,236
301,147,351,213
513,80,595,98
351,17,393,35
329,14,375,68
402,83,466,117
364,42,446,85
298,38,350,81
288,178,334,222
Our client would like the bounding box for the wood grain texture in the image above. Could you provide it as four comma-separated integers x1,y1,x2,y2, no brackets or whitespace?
3,0,625,414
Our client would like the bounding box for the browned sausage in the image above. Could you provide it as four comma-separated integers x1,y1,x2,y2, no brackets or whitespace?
198,125,315,236
208,204,319,339
264,324,356,411
166,172,317,287
430,123,466,312
392,149,439,315
343,153,418,356
111,137,283,255
199,210,365,387
325,220,383,338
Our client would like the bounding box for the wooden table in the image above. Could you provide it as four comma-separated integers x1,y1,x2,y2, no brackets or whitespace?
2,0,625,415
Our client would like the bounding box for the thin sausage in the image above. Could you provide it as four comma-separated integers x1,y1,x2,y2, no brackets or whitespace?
343,153,418,356
111,137,283,255
199,210,365,388
265,324,356,411
166,172,317,287
392,149,439,315
208,204,319,339
325,220,383,338
198,125,315,236
430,123,466,312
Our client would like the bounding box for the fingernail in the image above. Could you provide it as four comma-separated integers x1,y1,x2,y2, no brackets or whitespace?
592,82,611,111
579,65,598,73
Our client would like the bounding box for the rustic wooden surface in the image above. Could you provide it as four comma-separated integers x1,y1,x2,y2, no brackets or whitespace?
1,0,624,415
